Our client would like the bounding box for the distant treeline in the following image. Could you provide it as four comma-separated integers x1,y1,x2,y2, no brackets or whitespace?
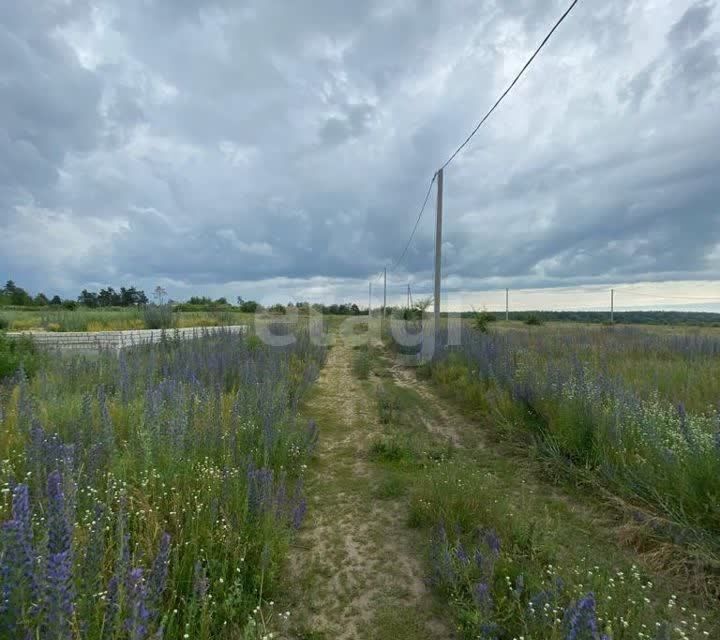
0,281,369,316
459,309,720,327
1,280,149,309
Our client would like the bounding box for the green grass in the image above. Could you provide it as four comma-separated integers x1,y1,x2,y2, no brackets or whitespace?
364,342,719,639
372,473,408,500
0,307,257,332
0,331,42,380
424,344,720,559
351,346,371,379
369,437,416,464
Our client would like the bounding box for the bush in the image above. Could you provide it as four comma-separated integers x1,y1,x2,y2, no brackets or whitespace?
472,308,495,333
524,313,544,326
0,333,39,380
239,300,260,313
142,304,175,329
0,315,8,331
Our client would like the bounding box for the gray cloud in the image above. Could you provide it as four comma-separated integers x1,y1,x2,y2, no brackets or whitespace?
1,0,719,305
667,1,713,47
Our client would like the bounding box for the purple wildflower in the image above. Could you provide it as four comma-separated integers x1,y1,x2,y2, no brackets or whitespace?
429,525,456,589
564,592,601,640
471,581,493,611
484,529,501,556
455,542,469,565
1,520,23,634
11,485,37,600
46,471,71,557
147,533,171,618
125,568,151,640
43,550,74,639
473,549,484,571
292,497,307,529
247,466,274,517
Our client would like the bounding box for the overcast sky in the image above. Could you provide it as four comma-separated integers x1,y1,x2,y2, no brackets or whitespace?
1,0,719,310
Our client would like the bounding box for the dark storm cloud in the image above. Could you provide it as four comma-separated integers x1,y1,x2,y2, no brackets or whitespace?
1,0,719,302
0,4,102,208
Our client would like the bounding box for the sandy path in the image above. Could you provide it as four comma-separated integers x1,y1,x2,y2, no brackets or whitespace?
285,340,452,640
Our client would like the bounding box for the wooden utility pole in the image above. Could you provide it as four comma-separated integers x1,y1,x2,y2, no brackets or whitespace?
383,268,387,328
433,169,444,337
407,283,411,309
505,288,509,321
369,282,372,317
610,288,614,324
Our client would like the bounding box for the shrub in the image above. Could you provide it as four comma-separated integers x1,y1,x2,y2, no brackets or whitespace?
0,315,8,330
471,308,495,333
239,300,260,313
142,304,175,329
524,313,544,326
0,333,39,380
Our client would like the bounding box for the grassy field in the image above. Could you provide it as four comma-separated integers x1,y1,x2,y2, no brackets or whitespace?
366,324,720,639
1,316,718,639
419,323,720,544
0,307,258,332
0,327,325,639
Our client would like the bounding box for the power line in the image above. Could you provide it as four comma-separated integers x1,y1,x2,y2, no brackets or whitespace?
387,173,437,273
439,0,580,171
372,0,580,292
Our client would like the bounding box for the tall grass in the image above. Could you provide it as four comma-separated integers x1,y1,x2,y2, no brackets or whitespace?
141,304,175,330
0,328,325,639
0,333,42,381
425,325,720,550
1,308,251,332
40,308,144,332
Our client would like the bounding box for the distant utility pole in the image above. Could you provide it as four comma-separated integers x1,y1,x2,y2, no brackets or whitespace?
407,283,411,309
383,268,387,327
433,168,444,337
610,288,614,323
369,282,372,317
505,288,509,321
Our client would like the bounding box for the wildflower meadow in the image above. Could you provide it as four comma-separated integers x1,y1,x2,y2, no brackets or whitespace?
398,323,720,639
0,328,324,639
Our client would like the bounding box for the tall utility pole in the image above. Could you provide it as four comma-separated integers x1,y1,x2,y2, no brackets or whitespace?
433,169,444,336
407,283,411,309
383,268,387,328
369,282,372,317
610,288,614,324
505,288,509,322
